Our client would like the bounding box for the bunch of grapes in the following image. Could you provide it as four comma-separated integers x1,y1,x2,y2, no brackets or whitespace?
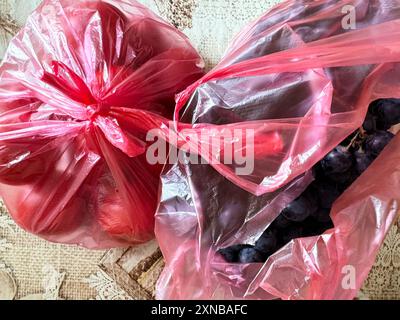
218,99,399,264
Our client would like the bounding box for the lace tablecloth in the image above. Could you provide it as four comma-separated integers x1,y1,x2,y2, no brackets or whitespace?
0,0,399,300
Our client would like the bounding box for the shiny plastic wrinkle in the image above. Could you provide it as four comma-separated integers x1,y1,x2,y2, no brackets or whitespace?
156,0,400,300
174,0,400,195
0,0,204,248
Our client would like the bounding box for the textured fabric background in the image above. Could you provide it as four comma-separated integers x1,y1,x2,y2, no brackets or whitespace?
0,0,399,300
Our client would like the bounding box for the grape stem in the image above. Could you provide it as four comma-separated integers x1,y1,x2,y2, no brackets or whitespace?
346,130,362,150
389,123,400,135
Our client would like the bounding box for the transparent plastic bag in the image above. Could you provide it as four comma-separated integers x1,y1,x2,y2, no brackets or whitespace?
155,0,400,299
0,0,204,248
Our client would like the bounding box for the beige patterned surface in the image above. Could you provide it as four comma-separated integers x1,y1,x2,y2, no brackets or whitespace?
0,0,41,57
361,218,400,300
99,241,164,300
0,201,104,300
0,0,399,300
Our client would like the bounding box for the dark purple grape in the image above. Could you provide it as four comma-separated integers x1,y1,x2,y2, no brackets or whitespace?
321,219,334,231
303,187,319,211
310,181,341,209
365,131,395,158
301,218,324,237
320,146,353,175
330,171,354,185
337,169,360,190
370,99,400,129
354,150,374,175
218,244,252,263
314,162,357,189
255,230,277,254
340,130,360,147
302,216,334,238
312,163,327,181
272,214,291,229
281,225,304,245
363,113,377,133
314,218,334,234
282,194,317,222
311,208,332,223
238,247,265,263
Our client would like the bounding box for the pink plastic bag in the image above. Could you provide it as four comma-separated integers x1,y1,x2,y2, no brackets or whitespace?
155,0,400,299
0,0,204,248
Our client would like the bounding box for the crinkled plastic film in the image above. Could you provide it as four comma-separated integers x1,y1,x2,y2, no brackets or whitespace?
155,0,400,299
0,0,204,248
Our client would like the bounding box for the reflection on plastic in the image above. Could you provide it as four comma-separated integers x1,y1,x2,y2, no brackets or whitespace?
0,0,204,248
155,0,400,300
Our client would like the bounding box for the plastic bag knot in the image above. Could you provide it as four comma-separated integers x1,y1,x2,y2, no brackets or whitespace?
86,103,111,120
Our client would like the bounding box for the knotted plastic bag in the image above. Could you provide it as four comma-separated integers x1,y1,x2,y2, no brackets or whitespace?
0,0,204,248
155,0,400,299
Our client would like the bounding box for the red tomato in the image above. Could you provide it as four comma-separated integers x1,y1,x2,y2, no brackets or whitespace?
0,145,50,185
97,194,135,241
12,189,83,236
96,188,155,244
98,198,133,238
